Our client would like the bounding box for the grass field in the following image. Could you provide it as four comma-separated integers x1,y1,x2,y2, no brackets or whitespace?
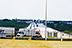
0,39,72,48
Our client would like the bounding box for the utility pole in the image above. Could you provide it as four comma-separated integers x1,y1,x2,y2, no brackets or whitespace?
45,0,47,40
61,33,63,41
69,31,70,39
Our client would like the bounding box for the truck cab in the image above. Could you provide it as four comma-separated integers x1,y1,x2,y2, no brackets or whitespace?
16,32,24,37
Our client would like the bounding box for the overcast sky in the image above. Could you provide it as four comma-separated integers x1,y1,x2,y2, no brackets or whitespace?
0,0,72,20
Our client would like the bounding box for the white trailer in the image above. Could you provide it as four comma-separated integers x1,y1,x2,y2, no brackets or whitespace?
19,22,72,39
0,27,15,38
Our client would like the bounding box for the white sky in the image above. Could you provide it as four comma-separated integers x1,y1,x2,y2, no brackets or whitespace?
0,0,72,20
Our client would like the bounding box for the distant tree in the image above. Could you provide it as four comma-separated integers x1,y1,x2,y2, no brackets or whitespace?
3,19,11,21
34,19,36,22
69,32,72,35
43,20,45,23
64,30,69,34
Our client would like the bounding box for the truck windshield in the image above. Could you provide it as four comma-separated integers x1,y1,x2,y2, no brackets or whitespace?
18,32,24,34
